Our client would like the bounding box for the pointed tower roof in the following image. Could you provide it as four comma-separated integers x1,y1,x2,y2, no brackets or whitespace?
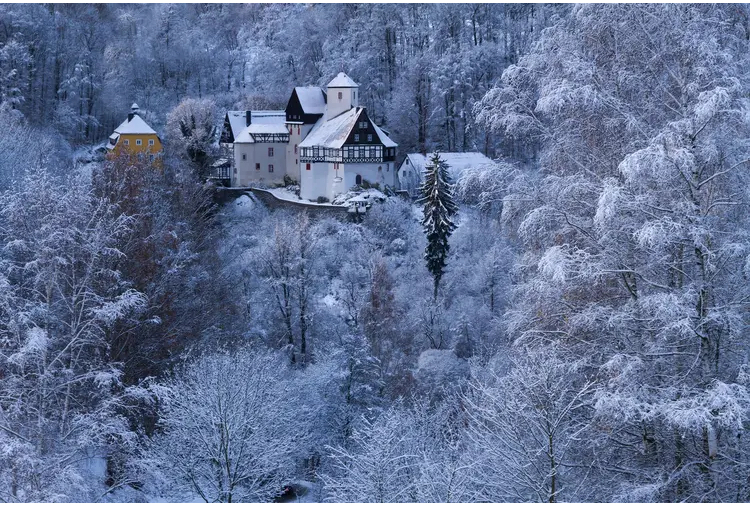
327,72,358,88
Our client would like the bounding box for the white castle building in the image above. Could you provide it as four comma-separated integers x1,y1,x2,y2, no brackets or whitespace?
220,73,397,202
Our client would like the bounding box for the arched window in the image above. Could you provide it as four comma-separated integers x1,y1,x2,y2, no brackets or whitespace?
355,174,362,185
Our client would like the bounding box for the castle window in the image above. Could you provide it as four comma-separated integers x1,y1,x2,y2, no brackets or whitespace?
367,134,372,142
242,154,247,160
306,163,311,171
338,92,342,100
268,164,274,172
353,91,356,100
256,163,261,170
294,144,298,154
268,147,274,157
136,139,142,146
354,134,360,142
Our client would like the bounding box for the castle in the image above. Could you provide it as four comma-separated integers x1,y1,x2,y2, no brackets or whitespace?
220,73,397,202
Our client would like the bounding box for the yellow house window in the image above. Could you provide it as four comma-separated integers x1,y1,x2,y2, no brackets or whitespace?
149,139,154,146
136,139,142,146
124,139,129,146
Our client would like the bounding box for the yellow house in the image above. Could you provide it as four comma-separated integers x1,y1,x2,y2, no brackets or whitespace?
106,103,163,162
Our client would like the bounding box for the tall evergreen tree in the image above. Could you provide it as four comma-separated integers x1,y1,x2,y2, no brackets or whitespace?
419,153,458,299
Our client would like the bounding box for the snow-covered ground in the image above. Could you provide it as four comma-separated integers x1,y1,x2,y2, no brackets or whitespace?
266,186,388,212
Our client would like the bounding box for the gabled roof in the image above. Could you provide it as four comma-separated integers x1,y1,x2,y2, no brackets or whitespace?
299,107,361,149
300,107,398,150
114,114,156,135
235,123,290,143
327,72,358,89
294,87,327,115
226,110,285,139
400,152,495,181
226,111,249,139
372,122,397,148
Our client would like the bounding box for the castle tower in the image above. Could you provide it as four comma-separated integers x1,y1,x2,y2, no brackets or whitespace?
325,72,359,120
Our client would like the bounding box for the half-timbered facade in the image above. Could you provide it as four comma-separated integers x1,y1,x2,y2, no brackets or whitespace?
298,73,397,201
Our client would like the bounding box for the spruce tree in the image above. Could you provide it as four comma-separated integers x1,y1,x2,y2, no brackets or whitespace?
418,153,458,299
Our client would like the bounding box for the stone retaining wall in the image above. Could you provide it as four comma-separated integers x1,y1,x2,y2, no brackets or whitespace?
213,186,350,217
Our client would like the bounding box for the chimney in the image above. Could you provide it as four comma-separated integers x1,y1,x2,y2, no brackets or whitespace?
129,102,140,122
246,111,252,126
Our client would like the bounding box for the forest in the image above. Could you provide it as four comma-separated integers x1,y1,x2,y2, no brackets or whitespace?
2,2,750,502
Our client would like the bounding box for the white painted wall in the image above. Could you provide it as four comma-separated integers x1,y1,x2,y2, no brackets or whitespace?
299,161,330,201
284,123,317,183
397,159,421,196
233,142,288,186
345,161,396,190
326,87,357,120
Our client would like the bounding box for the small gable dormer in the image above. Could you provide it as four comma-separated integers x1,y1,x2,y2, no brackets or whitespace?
326,72,358,120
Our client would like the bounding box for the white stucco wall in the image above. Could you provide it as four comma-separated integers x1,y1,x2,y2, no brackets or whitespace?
345,162,395,191
233,142,288,186
326,87,357,120
284,123,317,183
299,162,330,201
397,159,420,195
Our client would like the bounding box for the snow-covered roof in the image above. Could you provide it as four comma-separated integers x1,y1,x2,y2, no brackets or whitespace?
399,152,495,180
226,110,285,139
294,87,326,115
372,122,397,148
226,111,248,138
106,132,120,150
299,107,360,149
235,123,289,144
246,124,289,135
300,107,397,150
327,72,358,89
250,110,286,124
114,114,157,135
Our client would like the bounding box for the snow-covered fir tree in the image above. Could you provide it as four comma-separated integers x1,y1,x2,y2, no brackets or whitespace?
418,153,458,299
